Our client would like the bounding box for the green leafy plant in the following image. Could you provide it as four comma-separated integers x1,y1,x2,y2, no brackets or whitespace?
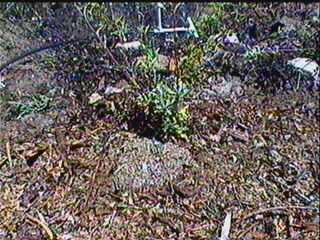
76,3,132,47
138,81,190,140
178,41,205,84
135,44,160,79
111,16,129,42
9,94,51,119
243,47,267,62
137,25,150,42
196,3,226,38
75,3,111,47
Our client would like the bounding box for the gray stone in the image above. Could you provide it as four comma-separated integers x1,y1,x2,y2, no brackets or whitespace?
0,78,5,90
288,58,319,79
109,132,197,191
104,86,123,96
200,76,243,100
115,41,141,50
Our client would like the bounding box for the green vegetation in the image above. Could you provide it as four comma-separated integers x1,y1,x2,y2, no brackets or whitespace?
135,44,159,76
179,42,205,84
9,94,51,119
243,47,267,62
196,3,226,39
138,80,190,140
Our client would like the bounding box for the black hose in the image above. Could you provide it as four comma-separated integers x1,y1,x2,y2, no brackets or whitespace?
0,36,94,73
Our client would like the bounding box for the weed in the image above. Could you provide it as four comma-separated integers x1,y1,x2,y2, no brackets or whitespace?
38,54,58,71
75,3,111,47
196,3,226,39
138,80,190,140
178,41,204,85
136,44,159,74
76,3,131,47
0,41,15,51
137,25,151,42
111,16,129,42
243,47,267,62
9,94,51,119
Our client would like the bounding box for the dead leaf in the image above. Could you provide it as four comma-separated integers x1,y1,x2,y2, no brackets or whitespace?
68,140,88,150
26,213,55,240
169,56,177,73
25,144,48,167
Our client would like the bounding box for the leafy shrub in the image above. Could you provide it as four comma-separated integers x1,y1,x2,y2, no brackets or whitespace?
75,3,113,47
137,81,190,140
178,42,204,84
110,16,129,42
196,3,226,39
9,94,51,119
135,44,159,76
75,3,134,47
243,47,267,62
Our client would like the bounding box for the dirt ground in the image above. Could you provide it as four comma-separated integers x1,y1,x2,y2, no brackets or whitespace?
0,3,319,240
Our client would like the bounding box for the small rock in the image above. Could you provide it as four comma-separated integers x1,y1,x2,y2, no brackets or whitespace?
224,33,240,45
156,54,170,70
280,16,299,32
201,76,243,99
270,149,282,161
284,134,291,140
136,54,170,71
21,113,54,130
0,230,6,238
109,132,197,190
213,80,234,98
0,77,5,90
88,93,103,105
288,58,319,79
61,233,75,240
312,16,319,23
116,41,141,50
104,86,123,96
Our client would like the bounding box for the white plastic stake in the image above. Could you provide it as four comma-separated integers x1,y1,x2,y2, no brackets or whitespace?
154,2,198,38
